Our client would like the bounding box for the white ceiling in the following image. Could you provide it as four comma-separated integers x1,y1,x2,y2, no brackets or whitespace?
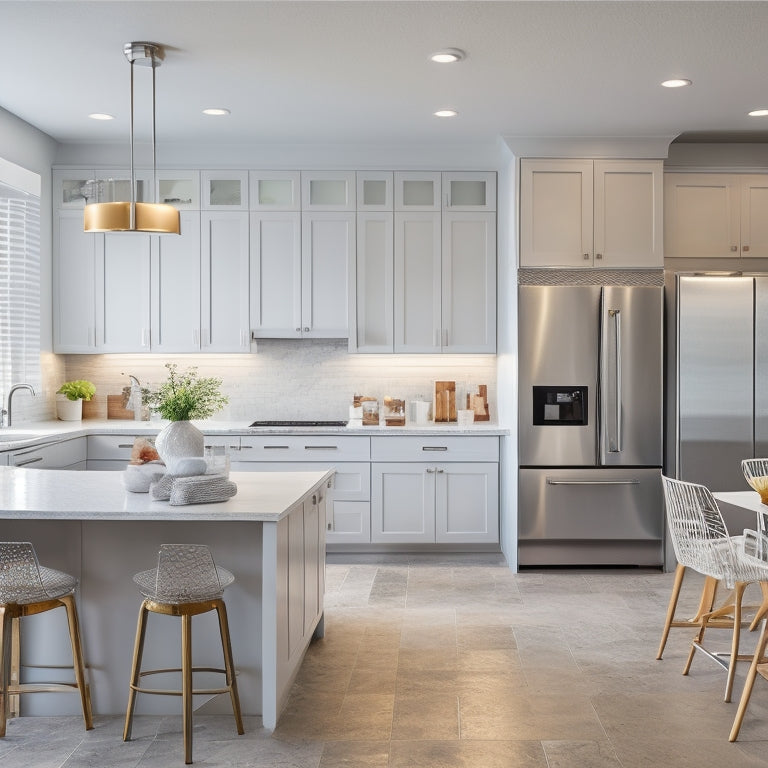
3,0,768,149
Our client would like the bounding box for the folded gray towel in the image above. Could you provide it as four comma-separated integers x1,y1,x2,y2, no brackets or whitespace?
169,474,238,506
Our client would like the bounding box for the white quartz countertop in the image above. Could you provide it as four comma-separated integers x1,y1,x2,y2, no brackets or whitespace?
0,419,509,449
0,466,333,521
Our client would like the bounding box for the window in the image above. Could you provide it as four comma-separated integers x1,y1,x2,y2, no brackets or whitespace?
0,182,41,397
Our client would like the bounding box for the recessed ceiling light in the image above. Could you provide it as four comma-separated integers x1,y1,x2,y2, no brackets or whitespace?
202,108,231,116
434,109,458,118
430,48,465,64
88,113,114,120
749,109,768,117
661,78,692,88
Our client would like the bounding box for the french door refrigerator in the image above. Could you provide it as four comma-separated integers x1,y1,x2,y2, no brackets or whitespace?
518,284,664,566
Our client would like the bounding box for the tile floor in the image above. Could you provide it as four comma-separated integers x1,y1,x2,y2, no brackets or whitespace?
4,554,768,766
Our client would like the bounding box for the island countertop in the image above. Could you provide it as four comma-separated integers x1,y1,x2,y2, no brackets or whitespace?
0,466,333,521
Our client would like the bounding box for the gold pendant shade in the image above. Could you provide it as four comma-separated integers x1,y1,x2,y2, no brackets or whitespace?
84,42,180,235
84,201,180,234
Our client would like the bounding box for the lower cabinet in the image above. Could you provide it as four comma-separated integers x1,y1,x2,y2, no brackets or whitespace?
6,437,87,470
371,462,499,544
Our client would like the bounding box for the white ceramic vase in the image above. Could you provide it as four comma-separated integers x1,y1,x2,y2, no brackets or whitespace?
56,394,82,421
155,420,205,474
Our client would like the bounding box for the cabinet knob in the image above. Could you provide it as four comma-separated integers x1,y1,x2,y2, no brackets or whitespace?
595,253,603,260
744,245,751,252
295,327,301,332
304,327,310,332
731,245,739,252
583,253,590,260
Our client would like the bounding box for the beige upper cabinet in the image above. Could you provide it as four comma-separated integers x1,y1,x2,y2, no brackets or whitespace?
664,173,768,259
520,159,663,268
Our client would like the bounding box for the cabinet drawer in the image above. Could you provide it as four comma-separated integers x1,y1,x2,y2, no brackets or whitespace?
10,437,87,468
236,435,370,462
371,436,498,462
87,434,155,460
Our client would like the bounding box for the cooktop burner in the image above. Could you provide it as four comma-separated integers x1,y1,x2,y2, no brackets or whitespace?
248,420,347,427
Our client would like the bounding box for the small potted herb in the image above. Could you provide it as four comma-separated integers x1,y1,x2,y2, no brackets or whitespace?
56,379,96,421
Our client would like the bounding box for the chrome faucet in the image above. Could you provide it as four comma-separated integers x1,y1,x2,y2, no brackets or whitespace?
3,383,37,427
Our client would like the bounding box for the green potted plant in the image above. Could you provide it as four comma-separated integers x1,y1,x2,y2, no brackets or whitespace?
56,379,96,421
145,364,229,472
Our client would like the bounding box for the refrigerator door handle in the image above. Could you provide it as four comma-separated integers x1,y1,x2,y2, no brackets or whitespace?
546,478,639,486
606,308,622,453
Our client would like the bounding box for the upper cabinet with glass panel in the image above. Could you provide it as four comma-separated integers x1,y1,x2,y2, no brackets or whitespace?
395,172,442,211
154,171,200,209
357,172,393,211
443,172,496,211
53,169,152,209
202,171,248,210
249,171,301,211
301,171,356,211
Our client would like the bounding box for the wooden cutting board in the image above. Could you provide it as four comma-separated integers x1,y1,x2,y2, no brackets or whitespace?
434,381,456,422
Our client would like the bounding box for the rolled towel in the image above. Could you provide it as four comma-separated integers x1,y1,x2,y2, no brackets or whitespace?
169,475,238,506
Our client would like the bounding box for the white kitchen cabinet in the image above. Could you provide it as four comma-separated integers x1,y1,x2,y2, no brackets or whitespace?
53,169,152,209
520,159,663,268
201,211,250,350
250,212,302,338
301,212,354,338
201,170,249,210
664,173,768,259
442,172,497,211
370,435,500,544
349,211,394,352
154,170,200,209
53,211,98,352
395,172,441,211
301,171,356,211
249,171,301,211
8,437,87,470
356,172,393,211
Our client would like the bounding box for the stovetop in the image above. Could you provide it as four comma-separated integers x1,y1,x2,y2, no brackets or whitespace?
248,420,347,427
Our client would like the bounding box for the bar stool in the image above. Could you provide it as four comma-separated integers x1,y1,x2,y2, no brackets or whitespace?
0,541,93,736
123,544,244,765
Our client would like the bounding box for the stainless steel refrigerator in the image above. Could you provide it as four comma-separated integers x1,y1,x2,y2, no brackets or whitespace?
518,284,664,567
672,273,768,493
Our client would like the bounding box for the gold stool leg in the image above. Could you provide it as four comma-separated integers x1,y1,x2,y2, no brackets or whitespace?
657,563,686,659
731,617,768,741
123,602,149,743
0,606,12,738
182,614,193,765
215,601,244,735
61,595,93,730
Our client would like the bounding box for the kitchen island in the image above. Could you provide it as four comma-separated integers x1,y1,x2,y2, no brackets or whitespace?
0,466,333,729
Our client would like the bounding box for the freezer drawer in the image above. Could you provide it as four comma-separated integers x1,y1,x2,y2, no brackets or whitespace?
518,467,663,542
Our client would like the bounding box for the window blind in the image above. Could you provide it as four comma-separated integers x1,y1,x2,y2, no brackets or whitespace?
0,191,41,398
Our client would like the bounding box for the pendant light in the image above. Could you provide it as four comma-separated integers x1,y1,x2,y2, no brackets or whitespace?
84,42,180,234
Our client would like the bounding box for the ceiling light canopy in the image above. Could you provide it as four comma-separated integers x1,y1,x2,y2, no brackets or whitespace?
84,41,180,234
661,78,692,88
430,48,465,64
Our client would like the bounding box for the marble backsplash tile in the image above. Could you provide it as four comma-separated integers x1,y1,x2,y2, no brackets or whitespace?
23,340,497,425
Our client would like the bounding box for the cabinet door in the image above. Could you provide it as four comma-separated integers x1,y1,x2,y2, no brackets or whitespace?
371,463,435,543
435,463,499,544
349,212,394,352
201,170,248,210
53,169,95,209
201,211,250,351
395,172,441,211
301,212,354,338
519,159,594,267
250,211,302,338
663,173,740,258
154,171,201,210
301,171,356,211
394,212,441,352
249,171,301,211
741,175,768,259
53,211,98,352
443,172,496,211
98,231,151,351
441,212,496,352
594,160,663,268
151,211,201,352
357,172,393,211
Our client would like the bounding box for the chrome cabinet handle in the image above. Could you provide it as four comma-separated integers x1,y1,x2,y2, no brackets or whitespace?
546,478,639,486
264,445,289,449
422,446,448,451
607,308,622,452
15,456,43,466
305,445,338,450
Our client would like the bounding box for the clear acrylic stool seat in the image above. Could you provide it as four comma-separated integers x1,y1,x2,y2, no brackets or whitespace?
0,541,93,737
122,544,244,764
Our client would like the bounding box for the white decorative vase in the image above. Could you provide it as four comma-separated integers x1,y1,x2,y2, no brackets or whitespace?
155,420,205,474
56,394,83,421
